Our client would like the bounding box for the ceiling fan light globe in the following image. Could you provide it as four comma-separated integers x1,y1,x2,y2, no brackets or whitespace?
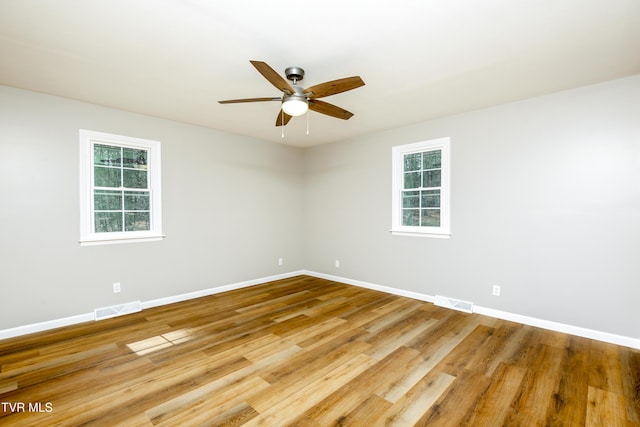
282,98,308,116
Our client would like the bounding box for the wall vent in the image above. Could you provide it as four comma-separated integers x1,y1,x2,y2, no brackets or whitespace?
434,295,474,314
94,301,142,321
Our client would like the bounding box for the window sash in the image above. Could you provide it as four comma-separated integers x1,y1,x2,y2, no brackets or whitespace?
401,148,443,228
91,143,151,234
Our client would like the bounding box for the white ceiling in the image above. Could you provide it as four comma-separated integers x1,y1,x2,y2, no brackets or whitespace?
1,0,639,147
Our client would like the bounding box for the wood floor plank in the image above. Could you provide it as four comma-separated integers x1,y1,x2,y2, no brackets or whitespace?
463,320,530,377
363,312,438,360
288,346,422,425
196,402,259,427
418,368,492,426
295,319,367,351
379,370,456,426
620,349,640,424
463,362,528,425
589,340,625,393
247,341,372,413
48,354,248,425
544,336,592,426
377,345,444,403
585,386,627,427
405,310,472,354
258,332,371,386
435,324,496,376
245,353,376,426
0,275,638,426
0,380,17,394
337,293,399,329
504,343,565,426
285,316,349,345
150,376,270,426
382,332,470,404
331,394,393,427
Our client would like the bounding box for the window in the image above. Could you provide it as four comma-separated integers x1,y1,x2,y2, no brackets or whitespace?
391,137,450,237
79,130,163,245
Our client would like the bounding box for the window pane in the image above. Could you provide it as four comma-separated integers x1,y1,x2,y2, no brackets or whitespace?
421,209,440,227
404,171,421,189
94,145,121,167
402,209,420,226
125,212,150,231
124,191,150,210
421,190,440,208
123,148,148,170
423,150,441,169
95,212,123,233
94,166,121,188
423,170,441,188
402,191,419,208
404,153,421,171
94,190,122,210
123,169,148,189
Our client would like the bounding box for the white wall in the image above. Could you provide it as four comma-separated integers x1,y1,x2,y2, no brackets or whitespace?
303,75,640,340
0,85,305,330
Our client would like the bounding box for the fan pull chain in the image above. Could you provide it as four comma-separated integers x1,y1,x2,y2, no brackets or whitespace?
306,111,309,135
281,110,285,139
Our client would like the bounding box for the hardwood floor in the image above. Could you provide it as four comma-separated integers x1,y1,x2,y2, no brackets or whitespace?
0,275,638,426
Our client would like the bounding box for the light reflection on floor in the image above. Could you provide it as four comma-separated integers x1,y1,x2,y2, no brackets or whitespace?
127,329,193,355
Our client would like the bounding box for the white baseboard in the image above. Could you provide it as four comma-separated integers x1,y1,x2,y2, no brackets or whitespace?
0,313,95,341
304,270,435,303
2,269,638,350
302,270,640,350
0,270,304,341
141,270,305,310
473,306,640,350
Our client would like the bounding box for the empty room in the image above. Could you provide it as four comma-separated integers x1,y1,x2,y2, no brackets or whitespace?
1,1,639,425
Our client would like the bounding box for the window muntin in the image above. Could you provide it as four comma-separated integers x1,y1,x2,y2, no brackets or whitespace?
392,137,450,237
80,130,163,245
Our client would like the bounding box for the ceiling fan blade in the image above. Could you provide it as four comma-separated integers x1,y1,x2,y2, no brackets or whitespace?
275,109,293,127
218,97,280,104
304,76,365,99
308,99,354,120
250,60,295,94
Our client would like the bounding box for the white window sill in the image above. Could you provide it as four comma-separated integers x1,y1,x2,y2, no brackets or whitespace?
390,229,451,239
80,234,166,246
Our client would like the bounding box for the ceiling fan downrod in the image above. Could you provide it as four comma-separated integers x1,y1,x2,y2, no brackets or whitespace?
284,66,305,85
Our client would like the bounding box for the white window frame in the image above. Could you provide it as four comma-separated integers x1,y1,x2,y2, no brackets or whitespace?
79,129,163,246
391,137,451,238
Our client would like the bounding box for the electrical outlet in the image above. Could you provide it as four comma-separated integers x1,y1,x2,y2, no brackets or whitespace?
492,285,501,296
335,259,340,268
113,282,121,293
278,257,283,266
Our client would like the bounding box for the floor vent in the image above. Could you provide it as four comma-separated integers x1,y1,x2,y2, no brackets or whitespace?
94,301,142,321
434,295,474,314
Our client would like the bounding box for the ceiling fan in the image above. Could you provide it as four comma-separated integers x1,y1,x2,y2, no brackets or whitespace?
219,60,365,126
